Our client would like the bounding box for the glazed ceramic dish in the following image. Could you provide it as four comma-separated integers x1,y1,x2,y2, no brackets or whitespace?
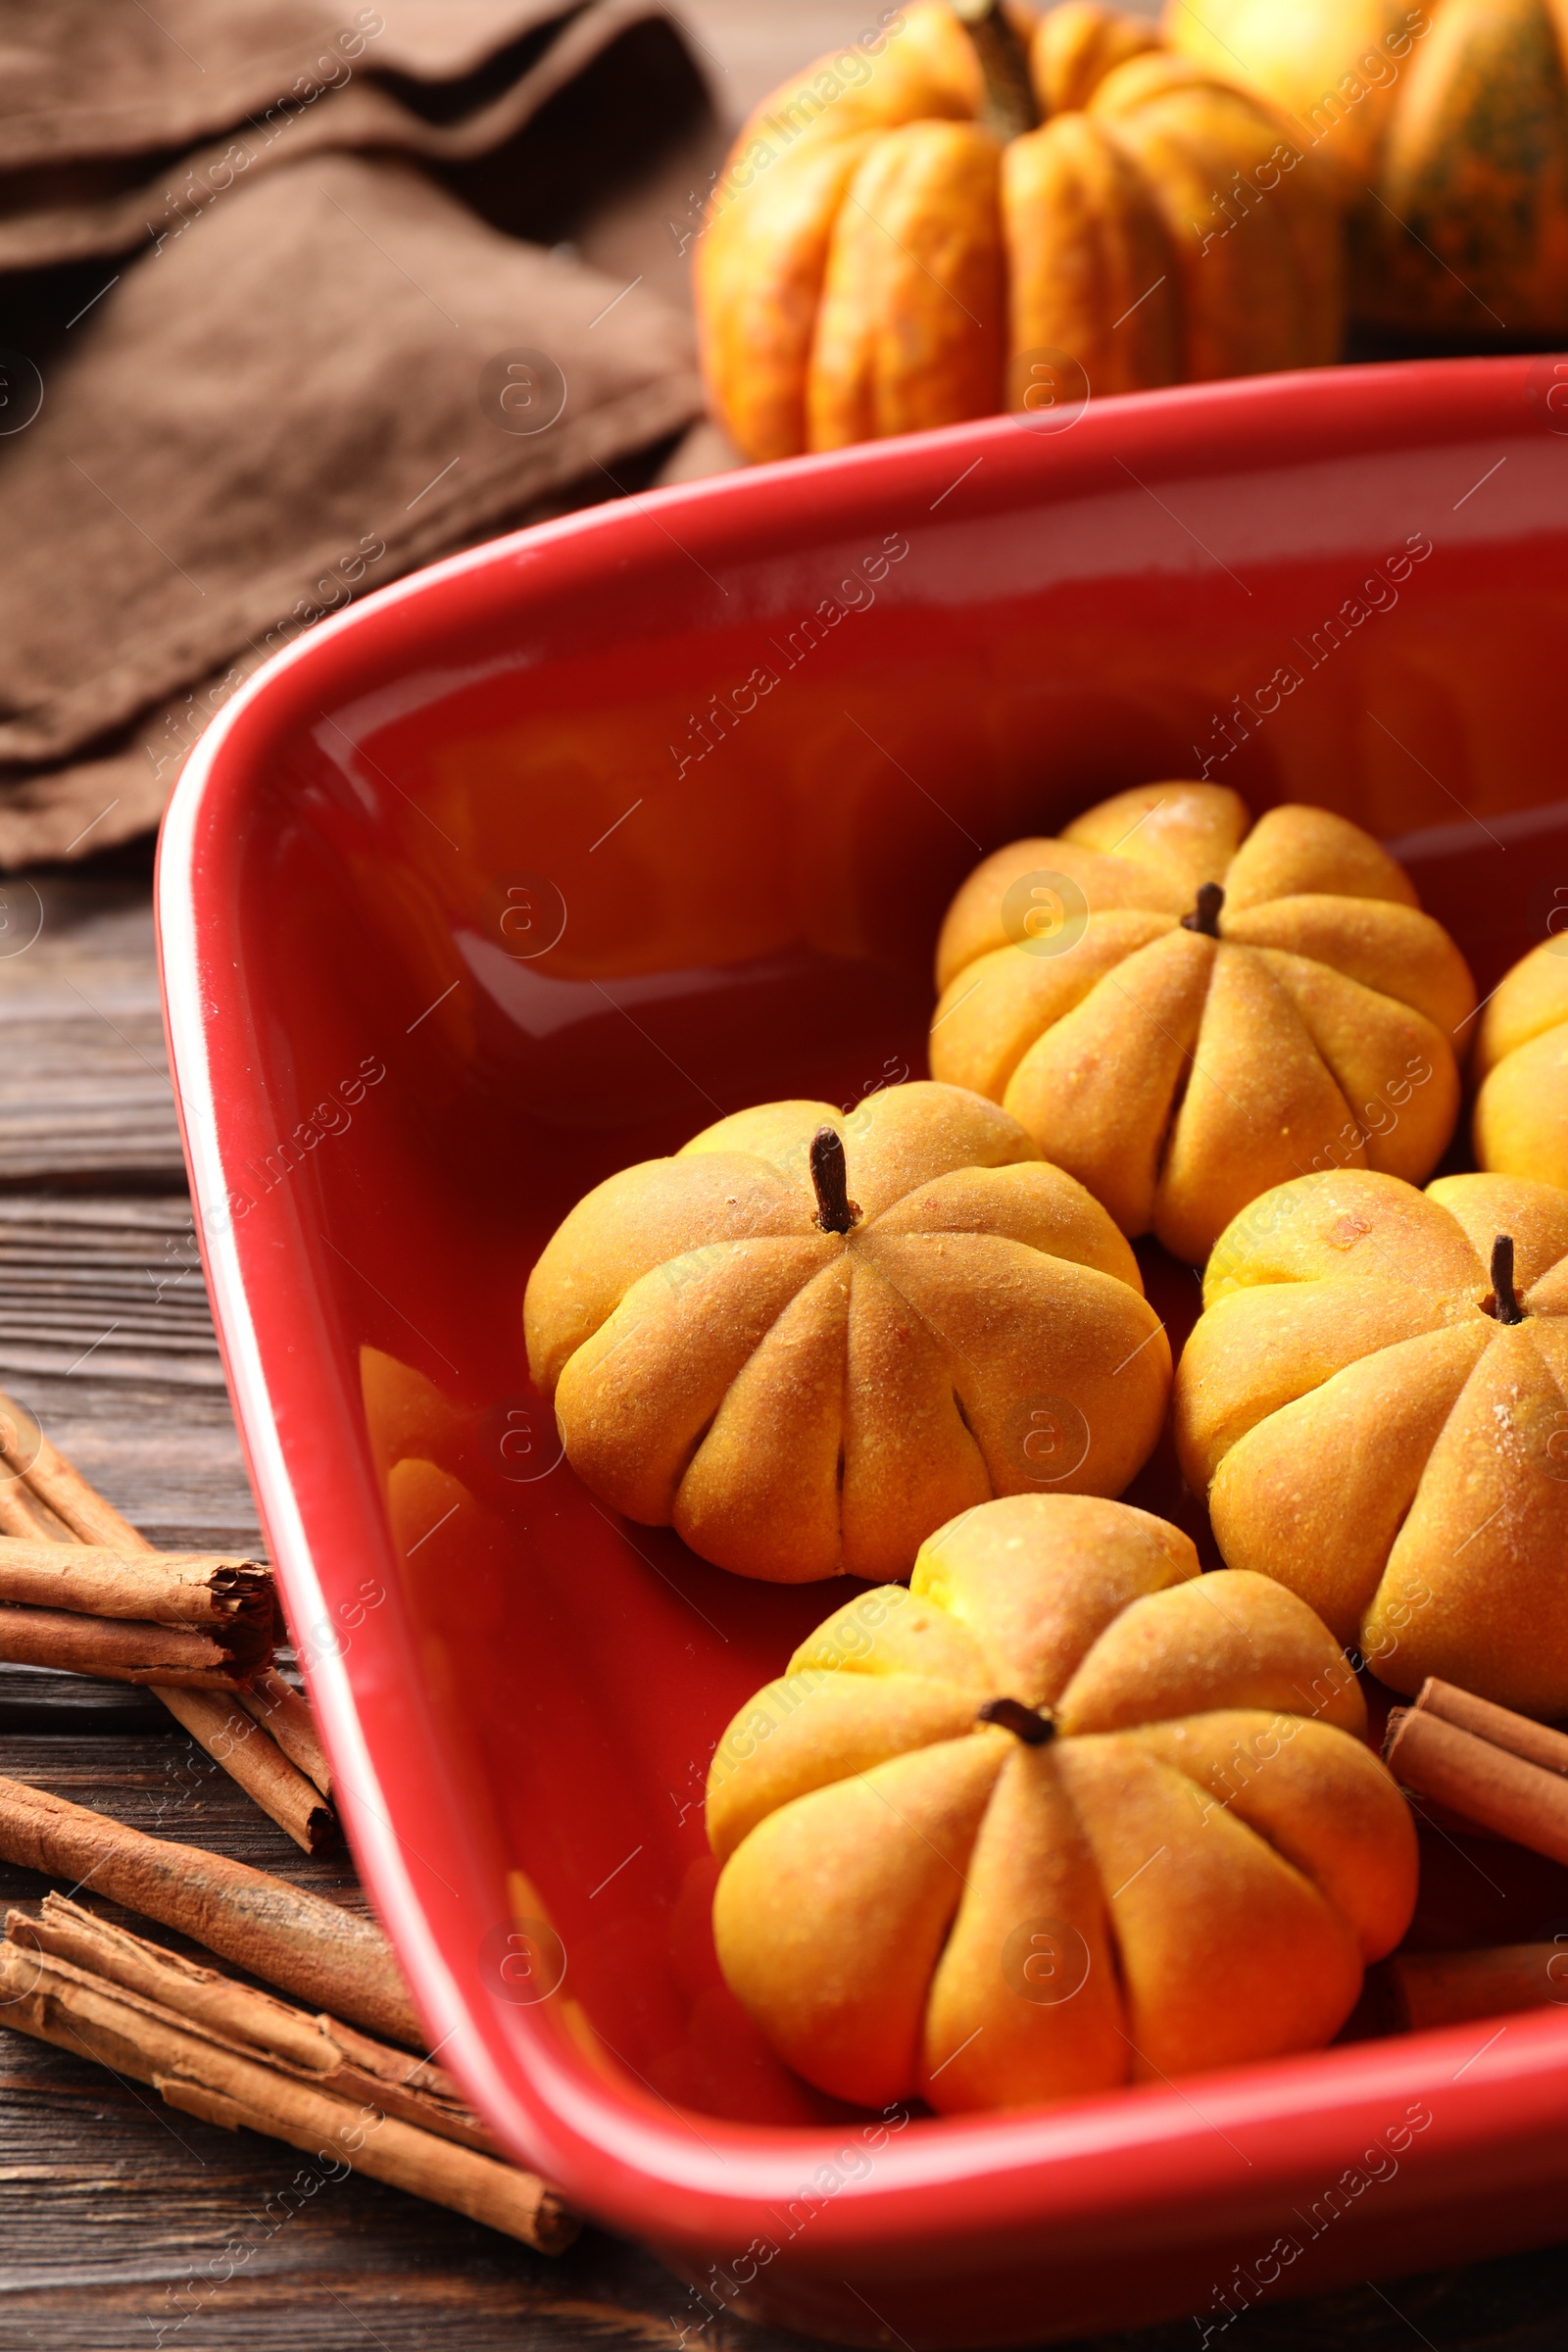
158,353,1568,2347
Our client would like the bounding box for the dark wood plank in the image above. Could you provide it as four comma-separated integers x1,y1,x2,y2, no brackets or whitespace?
0,1733,360,1900
21,1370,261,1555
0,1195,220,1386
0,1199,255,1556
0,882,184,1190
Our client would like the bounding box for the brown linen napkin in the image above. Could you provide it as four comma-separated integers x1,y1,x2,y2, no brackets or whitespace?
3,4,568,164
0,3,718,866
0,1,711,269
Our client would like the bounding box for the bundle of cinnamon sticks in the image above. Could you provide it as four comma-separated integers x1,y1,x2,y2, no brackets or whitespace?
0,1538,270,1687
0,1408,581,2250
1384,1677,1568,1863
0,1876,573,2249
1384,1677,1568,2032
0,1808,580,2252
0,1387,332,1851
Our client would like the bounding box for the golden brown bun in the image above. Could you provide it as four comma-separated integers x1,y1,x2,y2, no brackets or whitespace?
930,783,1474,1263
1474,939,1568,1191
524,1083,1169,1583
1176,1167,1568,1714
708,1494,1413,2111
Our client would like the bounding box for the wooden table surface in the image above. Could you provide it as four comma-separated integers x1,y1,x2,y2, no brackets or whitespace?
4,4,1567,2345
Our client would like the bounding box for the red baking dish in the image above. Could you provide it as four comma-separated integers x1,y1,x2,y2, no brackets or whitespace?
158,352,1568,2347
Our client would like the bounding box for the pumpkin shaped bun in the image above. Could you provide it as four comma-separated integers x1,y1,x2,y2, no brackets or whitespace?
697,1,1340,463
1472,938,1568,1189
708,1495,1415,2112
930,782,1475,1263
1177,1169,1568,1717
524,1084,1169,1584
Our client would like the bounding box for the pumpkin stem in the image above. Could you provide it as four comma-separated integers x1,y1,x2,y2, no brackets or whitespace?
952,0,1041,144
809,1126,860,1236
977,1696,1055,1744
1181,881,1225,938
1488,1233,1526,1324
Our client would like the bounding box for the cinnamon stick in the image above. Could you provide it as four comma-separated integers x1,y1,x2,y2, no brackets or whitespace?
0,1602,263,1690
0,1411,144,1549
0,1936,572,2250
0,1478,84,1543
0,1538,272,1632
1388,1942,1568,2033
11,1895,495,2152
1412,1676,1568,1781
1384,1705,1568,1867
162,2074,567,2247
238,1666,333,1799
13,1893,336,2071
317,2012,499,2154
0,1385,333,1851
156,1689,335,1851
0,1772,418,2045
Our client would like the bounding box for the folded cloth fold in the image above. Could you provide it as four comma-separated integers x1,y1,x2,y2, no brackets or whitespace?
4,2,566,165
0,1,710,270
0,1,718,865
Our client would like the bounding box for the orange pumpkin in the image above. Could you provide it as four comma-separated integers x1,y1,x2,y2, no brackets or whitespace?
1166,0,1568,334
697,1,1342,463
